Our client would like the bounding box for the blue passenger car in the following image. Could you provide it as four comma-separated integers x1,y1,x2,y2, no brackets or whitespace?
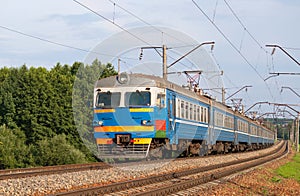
93,73,275,159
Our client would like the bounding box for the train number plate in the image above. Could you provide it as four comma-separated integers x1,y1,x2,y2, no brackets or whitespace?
116,134,131,144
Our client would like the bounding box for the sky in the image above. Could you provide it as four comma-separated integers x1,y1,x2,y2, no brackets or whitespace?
1,0,300,118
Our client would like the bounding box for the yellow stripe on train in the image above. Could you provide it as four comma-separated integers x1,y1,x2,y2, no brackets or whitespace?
96,138,113,144
94,108,153,113
96,138,152,144
94,109,115,113
129,108,154,112
133,138,152,144
94,126,154,132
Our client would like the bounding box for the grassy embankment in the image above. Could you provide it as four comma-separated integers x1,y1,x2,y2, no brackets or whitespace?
274,150,300,182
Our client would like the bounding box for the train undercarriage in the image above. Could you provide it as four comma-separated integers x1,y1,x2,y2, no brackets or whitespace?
97,137,274,160
148,139,273,159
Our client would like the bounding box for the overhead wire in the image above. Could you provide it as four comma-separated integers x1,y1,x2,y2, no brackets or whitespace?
106,0,230,87
104,0,276,105
223,0,282,100
209,0,246,99
89,0,227,98
282,46,300,50
106,0,192,46
106,0,212,74
208,50,228,89
223,0,268,53
74,0,207,76
212,0,219,22
191,0,275,101
0,25,137,61
191,0,264,80
73,0,154,47
239,29,246,52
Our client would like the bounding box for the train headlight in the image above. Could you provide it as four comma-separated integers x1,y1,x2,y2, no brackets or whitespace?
117,72,129,84
141,120,152,125
141,120,147,125
98,121,104,126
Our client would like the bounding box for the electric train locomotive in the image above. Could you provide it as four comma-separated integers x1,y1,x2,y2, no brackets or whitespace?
93,72,275,159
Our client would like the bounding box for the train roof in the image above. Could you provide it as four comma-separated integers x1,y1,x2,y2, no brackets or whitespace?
95,73,211,104
95,73,166,88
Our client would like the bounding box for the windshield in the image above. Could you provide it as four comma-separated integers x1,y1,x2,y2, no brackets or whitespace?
95,92,121,108
125,91,151,107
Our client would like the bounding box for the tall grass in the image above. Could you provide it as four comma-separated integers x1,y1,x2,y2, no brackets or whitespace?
276,153,300,182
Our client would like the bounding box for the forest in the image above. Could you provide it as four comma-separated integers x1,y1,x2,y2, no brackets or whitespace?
0,60,117,169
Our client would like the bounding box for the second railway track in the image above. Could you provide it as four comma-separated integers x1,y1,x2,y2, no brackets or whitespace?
0,162,111,180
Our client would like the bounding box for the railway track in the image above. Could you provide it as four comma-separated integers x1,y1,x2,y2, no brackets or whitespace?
0,156,183,181
0,162,111,180
53,141,287,196
0,154,224,181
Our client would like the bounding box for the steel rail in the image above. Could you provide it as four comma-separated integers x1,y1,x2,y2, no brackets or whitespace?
133,141,288,196
54,141,285,196
0,162,111,180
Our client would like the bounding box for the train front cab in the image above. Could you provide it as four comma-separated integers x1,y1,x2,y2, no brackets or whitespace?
93,86,168,159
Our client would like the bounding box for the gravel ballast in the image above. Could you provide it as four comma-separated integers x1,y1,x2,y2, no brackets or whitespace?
0,143,282,195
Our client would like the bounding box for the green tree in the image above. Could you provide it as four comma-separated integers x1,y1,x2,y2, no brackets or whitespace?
0,125,34,169
0,89,16,128
13,66,56,142
0,61,117,168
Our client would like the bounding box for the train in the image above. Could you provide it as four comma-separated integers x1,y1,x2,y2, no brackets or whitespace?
93,72,275,159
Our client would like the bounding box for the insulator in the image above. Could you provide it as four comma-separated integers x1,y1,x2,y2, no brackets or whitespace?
139,49,143,60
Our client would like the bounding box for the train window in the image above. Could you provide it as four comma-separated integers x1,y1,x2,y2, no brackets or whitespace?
230,117,234,129
96,92,121,108
204,108,207,123
250,126,254,135
193,105,196,121
226,116,233,129
200,107,204,122
156,93,165,108
219,113,223,127
197,106,200,121
238,120,246,132
176,99,180,117
180,100,184,118
125,91,151,107
185,102,188,119
225,116,231,128
190,103,193,120
241,122,243,132
214,112,218,125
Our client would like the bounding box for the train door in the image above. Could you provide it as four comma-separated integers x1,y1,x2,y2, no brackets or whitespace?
208,103,214,145
234,116,238,145
167,91,176,144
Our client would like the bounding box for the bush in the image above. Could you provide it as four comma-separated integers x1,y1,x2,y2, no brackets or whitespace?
33,134,87,166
